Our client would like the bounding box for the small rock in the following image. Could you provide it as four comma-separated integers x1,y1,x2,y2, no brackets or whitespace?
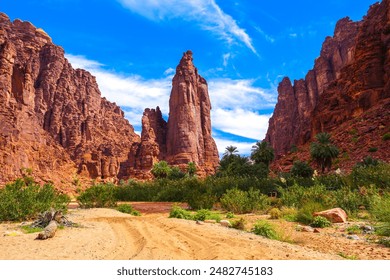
219,220,232,227
314,228,321,233
196,220,204,225
347,235,360,240
360,225,374,234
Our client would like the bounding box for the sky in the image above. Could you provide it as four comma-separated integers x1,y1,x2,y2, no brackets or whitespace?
1,0,377,156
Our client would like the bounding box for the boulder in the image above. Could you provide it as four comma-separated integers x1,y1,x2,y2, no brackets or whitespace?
313,208,348,223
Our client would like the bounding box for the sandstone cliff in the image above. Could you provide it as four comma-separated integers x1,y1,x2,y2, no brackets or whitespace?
122,51,220,178
266,0,390,169
0,13,140,186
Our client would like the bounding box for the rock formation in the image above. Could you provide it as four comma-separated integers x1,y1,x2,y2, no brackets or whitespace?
122,51,220,178
0,13,219,186
0,13,140,186
266,0,390,167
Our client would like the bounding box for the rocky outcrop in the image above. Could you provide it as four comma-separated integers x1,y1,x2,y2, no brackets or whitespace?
0,13,140,186
266,1,390,165
166,51,219,175
122,51,220,178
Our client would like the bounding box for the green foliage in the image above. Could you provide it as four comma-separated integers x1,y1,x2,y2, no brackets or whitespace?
169,205,193,220
351,162,390,190
151,161,171,179
0,178,70,221
310,216,331,228
250,141,274,167
168,167,186,180
279,184,334,209
296,202,324,225
281,206,298,222
310,132,339,173
21,225,44,234
231,218,246,230
218,153,269,178
193,209,221,222
220,188,269,214
116,204,141,216
226,212,235,219
368,147,378,153
269,208,282,219
78,183,117,208
346,225,362,234
183,178,216,210
187,162,197,177
291,161,314,178
355,156,379,168
382,133,390,141
378,237,390,247
252,220,278,239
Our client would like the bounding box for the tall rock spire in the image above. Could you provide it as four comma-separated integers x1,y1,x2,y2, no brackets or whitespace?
166,50,219,174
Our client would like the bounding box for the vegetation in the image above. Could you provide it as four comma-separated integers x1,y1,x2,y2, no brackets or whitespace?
310,216,331,228
250,141,274,168
291,161,314,178
220,188,269,214
268,208,282,219
252,220,278,239
0,177,70,221
310,132,339,173
116,204,141,216
383,133,390,141
78,183,117,208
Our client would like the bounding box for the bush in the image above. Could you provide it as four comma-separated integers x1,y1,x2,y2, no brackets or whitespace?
310,216,331,228
383,133,390,141
169,205,193,220
269,208,282,219
281,206,298,222
291,161,314,178
116,204,141,216
378,237,390,247
370,195,390,236
78,183,117,208
0,178,70,221
220,188,269,214
351,162,390,190
193,209,221,222
231,218,246,230
226,212,235,219
346,225,361,234
252,220,278,239
296,202,324,225
183,178,216,210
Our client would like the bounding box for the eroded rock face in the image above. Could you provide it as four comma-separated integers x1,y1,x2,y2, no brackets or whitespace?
266,1,390,162
166,50,219,175
123,51,220,177
0,13,140,186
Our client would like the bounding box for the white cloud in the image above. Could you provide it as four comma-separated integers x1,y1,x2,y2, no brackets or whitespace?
223,53,231,67
212,108,271,141
254,26,275,43
118,0,257,54
66,54,276,154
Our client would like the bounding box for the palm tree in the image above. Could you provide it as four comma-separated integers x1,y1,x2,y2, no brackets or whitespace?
223,145,239,158
151,161,171,179
250,141,274,167
310,132,339,173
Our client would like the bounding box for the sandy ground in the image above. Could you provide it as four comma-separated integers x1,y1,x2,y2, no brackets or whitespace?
0,203,389,260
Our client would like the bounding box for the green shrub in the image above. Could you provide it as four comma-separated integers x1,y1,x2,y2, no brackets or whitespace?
116,204,141,216
78,183,117,208
269,208,282,219
383,133,390,141
226,212,235,219
310,216,331,228
0,178,70,221
351,162,390,190
291,161,314,178
296,202,324,225
183,178,216,210
193,209,221,222
231,218,246,230
370,195,390,236
378,237,390,247
169,205,193,220
346,225,361,234
220,188,269,214
281,206,298,222
252,220,278,239
279,184,334,209
368,147,378,153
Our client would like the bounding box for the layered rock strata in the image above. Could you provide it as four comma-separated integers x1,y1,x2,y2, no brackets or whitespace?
266,1,390,161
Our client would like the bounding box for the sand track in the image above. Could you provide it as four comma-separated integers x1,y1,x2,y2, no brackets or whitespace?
0,207,371,260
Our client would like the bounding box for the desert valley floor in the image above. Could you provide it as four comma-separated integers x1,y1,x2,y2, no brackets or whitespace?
1,203,389,260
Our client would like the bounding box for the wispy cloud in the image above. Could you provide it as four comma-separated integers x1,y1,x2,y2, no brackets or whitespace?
254,26,275,43
66,54,275,154
118,0,257,54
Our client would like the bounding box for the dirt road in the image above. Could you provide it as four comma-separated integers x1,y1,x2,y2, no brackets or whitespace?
0,208,342,260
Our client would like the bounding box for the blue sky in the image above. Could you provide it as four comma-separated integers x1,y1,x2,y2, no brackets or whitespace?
2,0,376,155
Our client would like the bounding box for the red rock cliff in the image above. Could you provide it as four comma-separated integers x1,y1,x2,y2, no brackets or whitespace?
0,13,140,186
266,0,390,165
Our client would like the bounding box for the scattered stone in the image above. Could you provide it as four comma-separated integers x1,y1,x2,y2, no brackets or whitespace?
314,228,321,233
195,220,204,225
347,235,360,240
296,225,315,232
313,208,348,223
219,220,232,227
360,225,374,234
